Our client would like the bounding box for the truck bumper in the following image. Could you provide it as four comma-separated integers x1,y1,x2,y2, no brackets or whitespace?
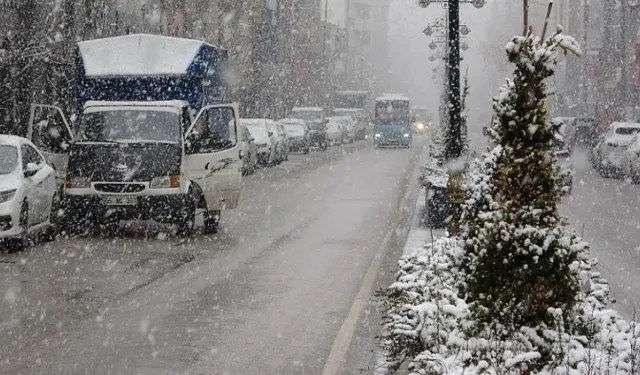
63,194,190,224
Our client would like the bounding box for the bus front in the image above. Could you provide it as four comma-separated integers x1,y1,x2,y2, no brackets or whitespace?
373,98,412,148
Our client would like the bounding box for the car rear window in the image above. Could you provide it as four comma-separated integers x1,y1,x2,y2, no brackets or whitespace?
616,127,640,135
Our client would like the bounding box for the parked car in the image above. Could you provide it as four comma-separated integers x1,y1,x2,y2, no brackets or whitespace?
552,117,577,152
620,134,640,183
268,120,288,162
338,116,355,143
555,148,573,195
0,135,59,250
326,117,344,146
333,108,367,140
592,122,640,177
240,125,258,175
279,119,310,154
574,117,597,146
241,119,277,166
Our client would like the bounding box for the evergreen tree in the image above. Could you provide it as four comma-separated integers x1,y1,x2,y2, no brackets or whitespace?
462,28,585,342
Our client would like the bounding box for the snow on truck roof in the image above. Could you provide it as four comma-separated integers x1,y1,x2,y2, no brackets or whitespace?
83,100,189,109
376,93,409,102
78,34,216,77
0,135,27,148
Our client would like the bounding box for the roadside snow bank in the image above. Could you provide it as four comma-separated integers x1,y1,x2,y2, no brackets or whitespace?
380,236,640,375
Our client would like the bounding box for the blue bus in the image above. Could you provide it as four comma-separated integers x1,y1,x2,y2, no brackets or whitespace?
373,94,412,148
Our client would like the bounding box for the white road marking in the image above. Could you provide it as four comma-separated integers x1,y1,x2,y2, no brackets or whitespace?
321,151,420,375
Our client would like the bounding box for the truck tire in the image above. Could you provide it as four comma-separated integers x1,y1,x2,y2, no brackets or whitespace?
203,210,220,234
176,189,197,236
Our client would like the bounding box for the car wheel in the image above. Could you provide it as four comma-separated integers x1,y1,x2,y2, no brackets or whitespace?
44,193,60,242
176,189,196,236
203,209,220,234
8,202,29,251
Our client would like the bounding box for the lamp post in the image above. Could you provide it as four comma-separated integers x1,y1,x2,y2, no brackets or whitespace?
419,0,485,160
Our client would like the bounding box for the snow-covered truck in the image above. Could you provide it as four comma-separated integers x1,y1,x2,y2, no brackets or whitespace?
27,34,242,235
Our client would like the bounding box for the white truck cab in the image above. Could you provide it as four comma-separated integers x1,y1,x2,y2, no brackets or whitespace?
28,100,243,235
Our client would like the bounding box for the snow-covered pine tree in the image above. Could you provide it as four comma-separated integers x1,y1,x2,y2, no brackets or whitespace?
463,27,585,343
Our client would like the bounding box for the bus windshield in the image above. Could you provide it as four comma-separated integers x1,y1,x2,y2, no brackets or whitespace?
375,100,410,124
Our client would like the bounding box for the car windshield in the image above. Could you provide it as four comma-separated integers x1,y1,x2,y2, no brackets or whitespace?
327,120,340,132
291,110,322,121
244,123,268,139
283,124,305,136
0,145,18,174
78,108,180,142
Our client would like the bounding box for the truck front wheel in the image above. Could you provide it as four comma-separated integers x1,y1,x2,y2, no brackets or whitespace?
175,190,197,236
203,210,220,234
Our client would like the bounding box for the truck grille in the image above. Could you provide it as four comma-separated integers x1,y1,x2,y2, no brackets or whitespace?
94,183,146,193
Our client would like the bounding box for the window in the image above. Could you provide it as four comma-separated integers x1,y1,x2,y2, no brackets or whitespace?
193,107,237,152
21,144,44,171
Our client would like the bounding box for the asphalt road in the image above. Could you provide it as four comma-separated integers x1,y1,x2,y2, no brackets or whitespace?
0,137,426,374
561,147,640,320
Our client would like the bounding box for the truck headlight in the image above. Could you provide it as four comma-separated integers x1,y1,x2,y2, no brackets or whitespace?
375,133,381,138
65,176,90,189
150,176,180,189
0,189,16,204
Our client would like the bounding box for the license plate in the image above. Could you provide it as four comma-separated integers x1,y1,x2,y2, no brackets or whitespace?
102,196,137,206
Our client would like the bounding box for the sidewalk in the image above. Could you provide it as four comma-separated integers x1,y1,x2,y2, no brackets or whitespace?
374,185,446,374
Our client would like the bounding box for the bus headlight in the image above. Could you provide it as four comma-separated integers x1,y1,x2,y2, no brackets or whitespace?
375,133,381,138
404,133,410,138
416,122,425,130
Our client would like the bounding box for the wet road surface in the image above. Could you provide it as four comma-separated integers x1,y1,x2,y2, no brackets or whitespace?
0,138,426,374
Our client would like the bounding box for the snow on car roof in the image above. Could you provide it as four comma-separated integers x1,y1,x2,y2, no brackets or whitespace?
0,135,26,148
240,119,269,125
279,118,306,124
610,122,640,129
335,90,368,95
78,34,210,77
376,93,409,102
334,108,362,112
292,107,323,111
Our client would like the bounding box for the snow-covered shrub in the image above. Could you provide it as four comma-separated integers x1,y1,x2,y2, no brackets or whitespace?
463,30,586,356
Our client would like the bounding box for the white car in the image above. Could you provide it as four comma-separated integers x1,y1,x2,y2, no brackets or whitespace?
331,116,355,143
326,117,344,146
268,120,289,163
240,125,258,175
0,135,58,250
621,134,640,183
593,122,640,177
241,119,277,166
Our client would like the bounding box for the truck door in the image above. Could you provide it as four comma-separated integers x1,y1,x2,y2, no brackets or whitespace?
185,104,242,210
27,104,74,188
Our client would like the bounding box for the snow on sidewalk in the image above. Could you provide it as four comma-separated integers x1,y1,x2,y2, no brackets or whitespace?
403,187,445,257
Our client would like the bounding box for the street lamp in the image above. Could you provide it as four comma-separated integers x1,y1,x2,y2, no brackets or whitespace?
429,41,438,50
423,26,433,36
418,0,485,160
429,55,436,62
461,42,470,51
460,24,471,36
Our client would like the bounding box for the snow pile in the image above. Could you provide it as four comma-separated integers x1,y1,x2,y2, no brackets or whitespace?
381,235,640,375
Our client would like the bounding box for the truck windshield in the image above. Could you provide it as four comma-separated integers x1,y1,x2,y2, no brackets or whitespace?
78,108,181,143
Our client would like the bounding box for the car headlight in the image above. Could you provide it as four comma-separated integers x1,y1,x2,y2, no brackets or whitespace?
65,176,90,189
404,133,410,137
416,122,425,130
375,133,381,138
150,176,180,189
0,189,16,204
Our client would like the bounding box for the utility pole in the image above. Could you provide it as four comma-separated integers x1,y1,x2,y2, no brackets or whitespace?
345,0,350,79
523,0,529,35
446,0,462,159
582,0,589,115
